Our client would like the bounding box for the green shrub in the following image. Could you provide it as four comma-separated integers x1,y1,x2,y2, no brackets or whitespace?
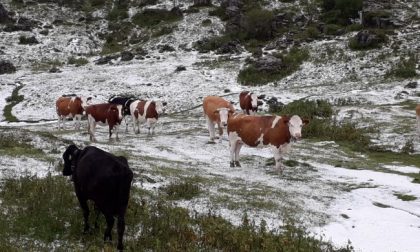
193,35,233,53
132,8,183,28
386,56,417,79
241,8,275,41
320,0,362,25
348,30,387,50
270,99,333,119
202,18,212,26
161,180,201,200
208,6,228,20
67,56,89,66
238,47,309,86
152,26,175,37
323,24,343,35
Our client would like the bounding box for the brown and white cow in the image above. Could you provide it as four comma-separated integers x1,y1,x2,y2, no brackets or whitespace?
130,100,166,135
416,104,420,135
203,96,235,143
56,95,92,130
239,91,263,115
227,114,308,173
85,103,123,142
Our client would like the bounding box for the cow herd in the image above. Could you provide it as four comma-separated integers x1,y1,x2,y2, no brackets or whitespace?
58,91,309,250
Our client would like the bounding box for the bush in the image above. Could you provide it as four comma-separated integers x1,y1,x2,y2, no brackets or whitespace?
161,180,201,200
269,99,333,119
67,56,89,66
320,0,363,25
386,56,417,79
238,47,309,86
241,8,275,41
132,8,183,27
193,35,233,53
348,29,387,50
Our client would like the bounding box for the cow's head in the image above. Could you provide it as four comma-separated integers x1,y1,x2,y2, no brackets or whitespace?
62,144,81,176
250,93,259,111
155,101,166,114
111,104,124,121
286,115,309,140
215,107,232,127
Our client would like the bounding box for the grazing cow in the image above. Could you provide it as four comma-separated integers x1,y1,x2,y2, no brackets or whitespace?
62,144,133,251
56,95,92,130
129,100,166,135
108,96,136,132
239,91,264,115
203,96,235,143
85,103,123,142
416,104,420,135
227,114,308,173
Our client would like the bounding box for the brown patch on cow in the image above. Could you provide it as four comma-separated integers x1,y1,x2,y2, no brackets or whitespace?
134,100,159,119
239,91,253,115
56,96,83,117
228,115,291,148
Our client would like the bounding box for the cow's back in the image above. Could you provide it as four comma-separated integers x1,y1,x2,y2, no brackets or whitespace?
56,96,83,116
76,147,133,214
86,103,118,124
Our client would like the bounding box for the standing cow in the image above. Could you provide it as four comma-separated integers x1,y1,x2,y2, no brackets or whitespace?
239,91,264,115
62,144,133,251
109,96,137,132
129,100,166,135
85,103,123,142
203,96,235,143
227,114,308,173
56,95,92,130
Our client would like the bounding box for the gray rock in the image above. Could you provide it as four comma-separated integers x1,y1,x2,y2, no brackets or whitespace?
0,60,16,75
253,55,283,72
0,3,12,23
405,81,418,89
120,51,134,61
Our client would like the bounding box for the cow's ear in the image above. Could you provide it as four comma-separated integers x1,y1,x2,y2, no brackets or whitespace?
303,118,309,125
282,116,290,124
214,110,219,115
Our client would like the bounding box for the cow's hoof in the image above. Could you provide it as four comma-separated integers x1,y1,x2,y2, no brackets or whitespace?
230,161,235,167
234,161,241,167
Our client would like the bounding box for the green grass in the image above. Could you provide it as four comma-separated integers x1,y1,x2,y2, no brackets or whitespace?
3,85,24,122
386,56,418,79
160,178,201,200
394,193,417,201
0,175,353,251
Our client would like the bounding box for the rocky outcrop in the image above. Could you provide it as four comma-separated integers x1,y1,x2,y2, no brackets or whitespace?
193,0,212,6
0,3,13,23
0,60,16,75
253,55,283,72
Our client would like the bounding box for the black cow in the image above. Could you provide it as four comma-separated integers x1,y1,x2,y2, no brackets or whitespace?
109,96,136,132
62,144,133,250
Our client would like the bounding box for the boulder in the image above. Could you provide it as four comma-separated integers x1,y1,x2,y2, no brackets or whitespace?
0,60,16,75
216,40,242,54
253,55,283,72
120,51,134,61
404,81,418,89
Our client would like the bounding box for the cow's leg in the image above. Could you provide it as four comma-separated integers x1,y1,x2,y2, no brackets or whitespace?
57,116,62,130
229,138,236,167
104,214,114,242
116,212,126,251
217,122,223,143
234,141,243,167
75,114,82,130
205,116,216,142
78,197,90,233
273,147,284,174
